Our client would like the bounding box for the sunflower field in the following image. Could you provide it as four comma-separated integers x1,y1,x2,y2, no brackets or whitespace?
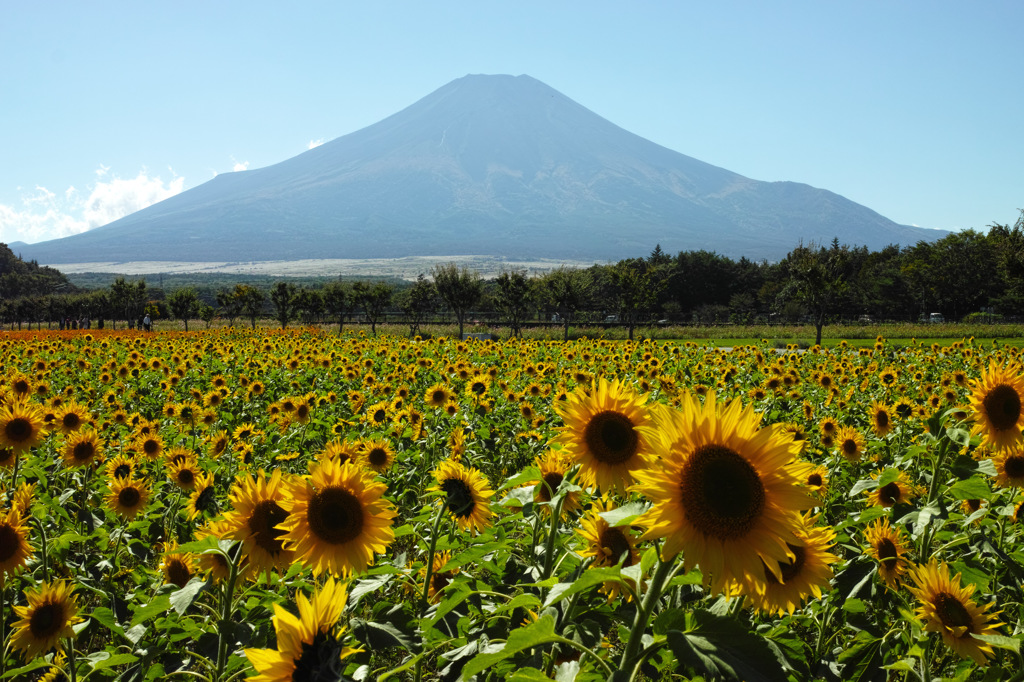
0,328,1022,682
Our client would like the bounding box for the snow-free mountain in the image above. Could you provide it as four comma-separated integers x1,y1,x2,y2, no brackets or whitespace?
20,74,942,264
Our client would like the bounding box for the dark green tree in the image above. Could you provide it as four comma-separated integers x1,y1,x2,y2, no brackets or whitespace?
352,281,393,335
493,268,533,338
432,263,483,339
396,274,436,337
323,281,354,333
777,240,854,346
167,287,201,332
270,282,298,328
539,266,593,341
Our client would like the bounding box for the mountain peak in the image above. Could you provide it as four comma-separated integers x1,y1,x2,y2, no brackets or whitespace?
18,75,943,265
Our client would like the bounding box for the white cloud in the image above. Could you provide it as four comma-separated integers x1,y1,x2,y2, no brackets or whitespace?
308,138,324,149
232,161,250,172
0,167,184,244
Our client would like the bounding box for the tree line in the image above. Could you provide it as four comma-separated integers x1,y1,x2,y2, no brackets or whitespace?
1,209,1021,338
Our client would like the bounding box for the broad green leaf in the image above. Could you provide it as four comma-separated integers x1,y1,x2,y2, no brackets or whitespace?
837,631,884,682
973,632,1022,653
0,659,49,679
170,578,207,616
509,668,555,681
462,614,559,679
947,476,991,501
598,501,648,527
950,562,991,593
91,653,139,671
542,567,624,608
500,466,543,491
131,594,172,626
663,610,788,682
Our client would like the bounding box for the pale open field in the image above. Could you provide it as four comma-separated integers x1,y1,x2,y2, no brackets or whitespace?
46,255,602,280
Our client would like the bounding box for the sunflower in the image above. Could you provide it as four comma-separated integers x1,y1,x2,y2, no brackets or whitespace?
322,439,359,465
421,550,461,603
429,459,494,535
223,469,296,574
105,454,137,480
168,458,203,491
9,580,82,660
526,450,580,516
279,458,396,576
991,446,1024,487
743,515,838,615
207,430,230,458
0,508,33,577
424,383,453,409
863,517,910,589
633,391,814,594
0,447,17,469
869,401,894,437
186,471,219,520
53,402,89,435
803,464,829,497
576,497,640,601
195,517,239,583
908,560,1004,665
553,378,655,495
244,577,360,682
969,362,1024,449
835,427,866,462
106,477,151,520
160,542,196,588
358,438,395,473
62,429,103,468
866,471,920,508
0,399,48,453
134,433,164,460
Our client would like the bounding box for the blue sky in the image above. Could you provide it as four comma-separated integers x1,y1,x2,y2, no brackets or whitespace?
2,1,1021,245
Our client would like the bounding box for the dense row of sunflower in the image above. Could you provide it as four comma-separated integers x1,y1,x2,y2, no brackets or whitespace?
0,328,1021,680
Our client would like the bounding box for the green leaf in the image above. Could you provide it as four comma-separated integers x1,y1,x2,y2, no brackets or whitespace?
169,578,207,616
877,468,901,487
598,501,648,527
849,477,878,497
542,567,624,608
90,653,139,671
90,606,124,637
131,594,172,626
950,562,991,593
973,632,1022,653
509,668,555,681
947,476,992,501
0,659,50,679
348,573,393,606
652,608,688,636
663,610,788,682
438,542,496,571
837,631,884,682
500,466,543,492
463,614,560,679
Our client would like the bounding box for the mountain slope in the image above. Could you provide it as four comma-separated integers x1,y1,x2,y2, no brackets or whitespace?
20,74,943,263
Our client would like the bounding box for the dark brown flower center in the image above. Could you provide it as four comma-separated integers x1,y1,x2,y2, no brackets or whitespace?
842,438,858,456
764,543,806,585
61,413,81,430
878,482,902,506
307,487,364,544
598,526,633,567
441,478,475,518
72,442,95,462
933,592,974,633
1004,455,1024,479
536,472,564,503
118,487,141,508
807,473,823,487
177,469,195,487
0,523,21,561
875,411,890,430
29,602,65,638
166,559,191,588
680,445,766,540
876,537,899,571
5,418,32,443
249,500,289,555
583,411,638,465
984,384,1021,431
367,448,388,467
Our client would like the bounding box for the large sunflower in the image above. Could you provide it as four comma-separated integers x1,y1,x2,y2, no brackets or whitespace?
0,399,48,453
160,542,196,588
429,459,494,535
10,580,82,660
866,471,920,508
990,446,1024,488
908,560,1004,665
0,508,33,577
969,362,1024,449
279,458,396,576
869,400,894,438
633,391,814,594
223,469,296,574
835,427,866,463
244,577,360,682
106,477,151,520
357,438,395,473
863,517,911,589
186,471,219,520
553,378,655,495
53,402,89,435
62,429,103,468
743,515,838,615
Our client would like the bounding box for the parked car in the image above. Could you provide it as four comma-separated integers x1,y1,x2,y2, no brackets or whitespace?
604,315,619,323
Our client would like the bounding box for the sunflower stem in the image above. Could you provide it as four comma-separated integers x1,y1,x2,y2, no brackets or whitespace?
540,493,567,581
418,502,447,616
619,550,675,671
65,638,77,682
214,543,241,682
